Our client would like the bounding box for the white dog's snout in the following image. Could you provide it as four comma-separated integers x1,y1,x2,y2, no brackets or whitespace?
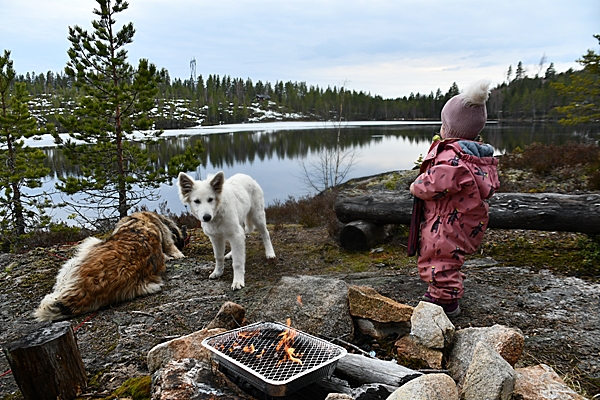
202,214,212,222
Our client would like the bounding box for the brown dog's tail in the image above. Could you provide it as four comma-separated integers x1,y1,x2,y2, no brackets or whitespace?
34,295,72,322
33,237,102,322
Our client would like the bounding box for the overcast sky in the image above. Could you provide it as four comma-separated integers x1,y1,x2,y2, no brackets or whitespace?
1,0,598,99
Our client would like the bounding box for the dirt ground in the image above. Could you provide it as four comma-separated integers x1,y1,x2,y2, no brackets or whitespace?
1,223,599,399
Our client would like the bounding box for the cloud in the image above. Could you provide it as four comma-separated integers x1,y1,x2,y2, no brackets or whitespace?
1,0,597,97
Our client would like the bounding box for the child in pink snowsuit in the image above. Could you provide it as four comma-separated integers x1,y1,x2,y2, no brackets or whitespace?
409,80,500,317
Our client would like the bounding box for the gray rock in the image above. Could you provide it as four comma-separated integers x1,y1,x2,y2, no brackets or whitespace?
247,275,354,339
147,328,225,373
387,373,459,400
461,341,515,400
513,363,587,400
447,324,524,386
410,301,455,349
151,358,252,399
355,318,410,340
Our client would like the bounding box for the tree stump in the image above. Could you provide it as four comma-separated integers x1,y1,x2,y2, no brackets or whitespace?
340,220,386,250
3,321,87,400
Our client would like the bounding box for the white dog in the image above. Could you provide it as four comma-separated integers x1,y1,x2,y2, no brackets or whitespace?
177,171,276,290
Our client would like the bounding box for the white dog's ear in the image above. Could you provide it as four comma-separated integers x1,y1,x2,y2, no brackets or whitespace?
211,171,225,194
177,172,194,202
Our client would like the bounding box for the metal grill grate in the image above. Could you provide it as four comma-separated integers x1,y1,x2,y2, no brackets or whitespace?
202,321,347,396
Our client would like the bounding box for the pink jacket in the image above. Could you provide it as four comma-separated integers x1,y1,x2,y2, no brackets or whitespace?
412,138,500,300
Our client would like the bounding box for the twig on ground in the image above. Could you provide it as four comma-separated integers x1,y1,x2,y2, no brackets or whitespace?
321,333,376,358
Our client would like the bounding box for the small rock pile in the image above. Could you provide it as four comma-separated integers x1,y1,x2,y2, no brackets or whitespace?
148,276,587,400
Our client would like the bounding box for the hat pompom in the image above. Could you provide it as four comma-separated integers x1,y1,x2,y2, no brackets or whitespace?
462,79,491,106
441,79,491,140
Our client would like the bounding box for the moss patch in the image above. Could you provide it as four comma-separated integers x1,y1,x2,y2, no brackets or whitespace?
98,376,151,400
478,230,598,281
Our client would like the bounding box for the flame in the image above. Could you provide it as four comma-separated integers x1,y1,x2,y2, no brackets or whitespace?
276,320,298,351
220,320,304,366
277,347,303,366
275,318,303,365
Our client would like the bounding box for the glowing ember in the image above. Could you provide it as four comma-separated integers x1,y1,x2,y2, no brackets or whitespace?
238,330,261,339
243,344,256,353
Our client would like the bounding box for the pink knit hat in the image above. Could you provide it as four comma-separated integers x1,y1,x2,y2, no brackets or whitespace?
441,80,491,139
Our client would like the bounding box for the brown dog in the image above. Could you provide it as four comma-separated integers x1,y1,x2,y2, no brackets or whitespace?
34,211,187,322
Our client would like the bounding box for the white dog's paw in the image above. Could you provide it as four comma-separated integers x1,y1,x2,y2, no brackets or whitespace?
224,251,233,260
266,252,276,259
209,270,223,279
231,280,245,290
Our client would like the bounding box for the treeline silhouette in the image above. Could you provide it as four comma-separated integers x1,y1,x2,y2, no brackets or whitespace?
15,62,576,126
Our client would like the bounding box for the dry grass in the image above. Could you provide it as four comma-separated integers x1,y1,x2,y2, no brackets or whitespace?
265,189,341,237
499,141,600,191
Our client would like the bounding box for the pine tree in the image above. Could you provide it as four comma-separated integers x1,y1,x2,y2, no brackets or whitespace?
56,0,202,224
515,61,526,80
446,82,460,99
506,65,513,83
552,34,600,125
545,62,556,79
0,50,51,246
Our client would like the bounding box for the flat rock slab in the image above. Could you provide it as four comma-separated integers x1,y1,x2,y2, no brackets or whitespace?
247,275,354,339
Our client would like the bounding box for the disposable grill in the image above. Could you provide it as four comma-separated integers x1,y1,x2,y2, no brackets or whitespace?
201,321,347,397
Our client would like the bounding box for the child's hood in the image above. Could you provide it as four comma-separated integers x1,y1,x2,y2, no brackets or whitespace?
430,139,499,200
454,140,499,199
457,140,495,158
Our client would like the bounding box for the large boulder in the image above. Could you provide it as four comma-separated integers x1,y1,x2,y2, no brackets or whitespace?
147,328,225,373
248,275,354,339
447,324,524,385
460,341,515,400
151,358,253,400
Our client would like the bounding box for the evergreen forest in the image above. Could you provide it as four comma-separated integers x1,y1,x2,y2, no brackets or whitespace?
13,60,582,130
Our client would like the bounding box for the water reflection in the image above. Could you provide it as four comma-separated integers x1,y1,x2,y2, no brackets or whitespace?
38,122,598,220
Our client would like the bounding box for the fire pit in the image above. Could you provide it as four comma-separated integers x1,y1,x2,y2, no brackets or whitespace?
201,321,347,397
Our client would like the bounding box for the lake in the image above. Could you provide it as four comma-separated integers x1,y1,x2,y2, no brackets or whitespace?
36,120,598,223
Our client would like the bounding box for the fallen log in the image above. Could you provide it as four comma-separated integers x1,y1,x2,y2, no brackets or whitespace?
334,353,422,387
335,190,600,235
339,220,386,250
3,321,87,400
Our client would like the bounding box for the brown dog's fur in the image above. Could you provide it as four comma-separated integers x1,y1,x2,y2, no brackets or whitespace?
34,211,187,322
